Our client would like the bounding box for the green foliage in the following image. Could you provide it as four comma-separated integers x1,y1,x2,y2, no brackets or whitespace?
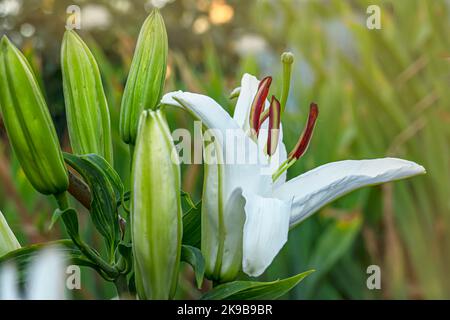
63,153,123,254
201,270,314,300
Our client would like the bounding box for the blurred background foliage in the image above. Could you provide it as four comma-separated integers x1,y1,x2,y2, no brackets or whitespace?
0,0,449,299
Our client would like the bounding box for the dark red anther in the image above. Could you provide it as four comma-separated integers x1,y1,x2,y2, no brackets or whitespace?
288,102,319,160
249,76,272,136
266,96,281,156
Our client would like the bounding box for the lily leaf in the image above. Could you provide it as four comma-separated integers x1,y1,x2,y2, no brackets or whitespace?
181,245,205,289
182,200,201,248
201,270,314,300
63,153,123,253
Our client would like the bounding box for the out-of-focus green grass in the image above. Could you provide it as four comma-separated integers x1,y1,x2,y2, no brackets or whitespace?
0,0,449,299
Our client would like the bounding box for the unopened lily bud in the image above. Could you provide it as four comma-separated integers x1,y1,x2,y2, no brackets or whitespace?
131,109,182,299
61,30,113,164
0,210,20,256
0,36,69,195
120,9,168,145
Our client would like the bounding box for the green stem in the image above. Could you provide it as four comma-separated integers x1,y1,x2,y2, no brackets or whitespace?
54,192,119,279
114,274,131,300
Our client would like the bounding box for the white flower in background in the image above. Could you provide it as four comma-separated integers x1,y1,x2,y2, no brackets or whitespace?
80,4,111,30
161,53,425,281
0,246,67,300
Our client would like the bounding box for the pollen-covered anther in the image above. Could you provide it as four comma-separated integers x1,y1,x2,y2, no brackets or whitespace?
249,76,272,137
288,102,319,160
266,96,281,156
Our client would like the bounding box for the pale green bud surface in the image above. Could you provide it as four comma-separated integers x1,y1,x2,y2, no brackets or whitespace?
131,110,182,299
61,30,113,164
0,36,69,195
120,9,168,145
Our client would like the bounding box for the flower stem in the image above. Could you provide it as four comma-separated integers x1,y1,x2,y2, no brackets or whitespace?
114,274,132,300
54,192,119,279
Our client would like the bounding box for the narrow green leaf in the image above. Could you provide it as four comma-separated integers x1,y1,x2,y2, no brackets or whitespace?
63,153,122,252
181,245,205,289
201,270,315,300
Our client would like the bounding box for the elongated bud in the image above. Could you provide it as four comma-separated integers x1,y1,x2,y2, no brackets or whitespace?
266,96,281,156
120,9,168,145
249,76,271,137
61,30,113,164
0,36,69,195
0,210,20,256
131,109,182,299
288,103,319,160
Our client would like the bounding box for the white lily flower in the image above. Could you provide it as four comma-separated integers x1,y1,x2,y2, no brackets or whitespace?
162,70,425,280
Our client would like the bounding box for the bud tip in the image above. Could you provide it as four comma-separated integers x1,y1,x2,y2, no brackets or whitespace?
281,52,294,64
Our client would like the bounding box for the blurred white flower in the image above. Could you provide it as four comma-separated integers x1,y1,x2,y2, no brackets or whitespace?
0,0,21,18
233,34,268,57
0,264,19,300
81,4,111,30
0,247,67,300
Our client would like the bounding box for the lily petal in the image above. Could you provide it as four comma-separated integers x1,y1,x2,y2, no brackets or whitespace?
233,73,260,131
242,191,291,277
272,158,426,227
162,90,272,196
162,91,239,133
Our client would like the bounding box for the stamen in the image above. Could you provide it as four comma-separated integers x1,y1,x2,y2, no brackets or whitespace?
288,103,319,160
249,76,272,137
271,102,318,182
259,52,294,124
266,96,281,156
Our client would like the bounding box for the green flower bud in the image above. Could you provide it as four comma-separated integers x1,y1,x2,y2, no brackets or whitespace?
119,9,168,145
0,210,20,257
61,30,113,164
0,36,69,195
131,110,182,299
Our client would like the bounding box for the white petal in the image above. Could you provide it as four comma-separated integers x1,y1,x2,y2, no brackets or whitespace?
162,91,240,133
218,187,247,281
27,247,66,300
163,90,272,196
242,191,291,277
272,158,426,227
0,264,20,300
233,73,259,131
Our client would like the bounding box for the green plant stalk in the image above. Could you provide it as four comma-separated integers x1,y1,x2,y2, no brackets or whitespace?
54,192,120,281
